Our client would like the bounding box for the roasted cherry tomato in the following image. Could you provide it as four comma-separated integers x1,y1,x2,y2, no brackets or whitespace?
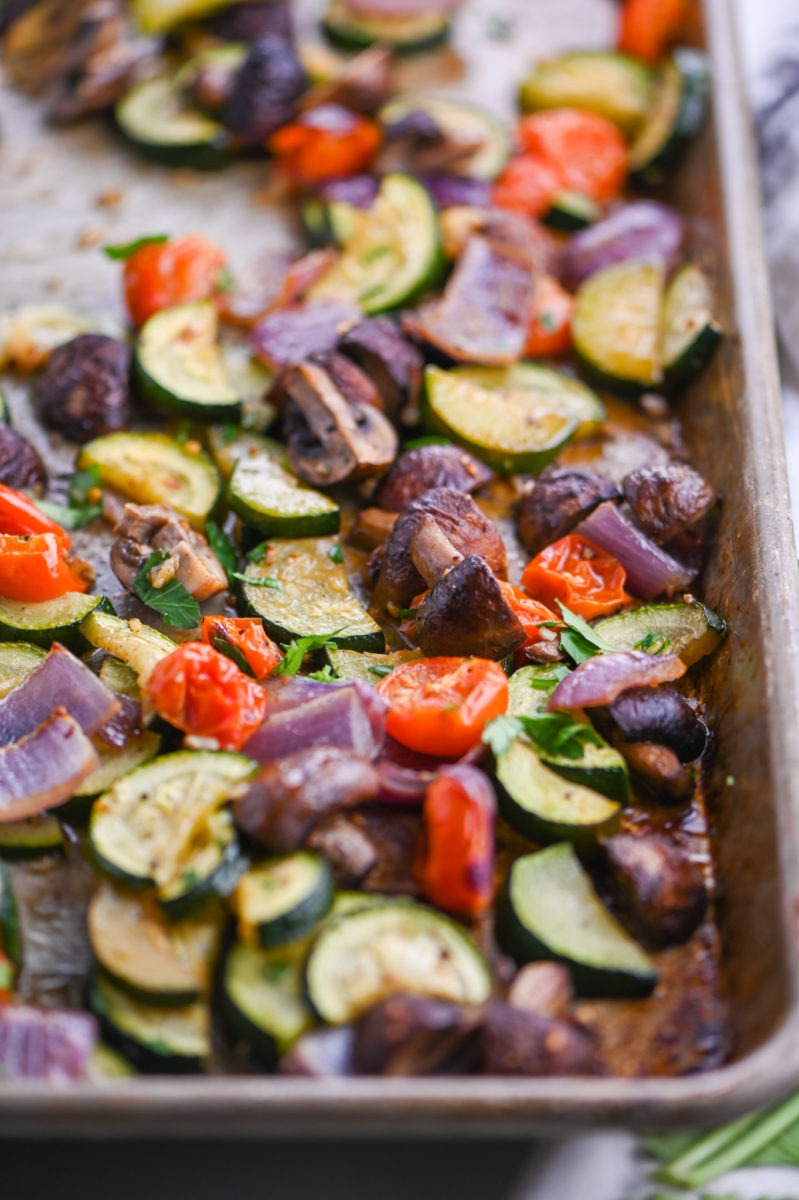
0,949,13,1003
518,109,629,203
498,582,558,647
618,0,687,62
377,657,509,758
0,533,89,602
146,641,267,751
123,234,227,328
525,274,574,358
492,152,563,218
201,615,283,680
521,533,631,620
267,104,381,182
0,482,71,544
416,766,496,918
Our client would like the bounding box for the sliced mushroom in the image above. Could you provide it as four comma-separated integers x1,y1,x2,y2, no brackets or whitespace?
207,1,292,42
109,502,227,601
375,443,493,512
348,506,398,552
317,349,383,411
337,317,424,424
371,486,507,621
306,812,380,886
595,833,707,948
37,334,131,443
414,554,525,659
515,467,620,557
622,462,716,545
277,359,398,486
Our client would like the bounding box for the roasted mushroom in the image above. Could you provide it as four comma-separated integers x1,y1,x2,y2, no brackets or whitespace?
306,812,380,885
414,554,526,659
371,486,507,621
515,467,620,557
608,686,707,763
507,962,574,1019
109,502,227,601
613,740,695,802
595,833,708,948
622,462,716,545
337,317,424,424
37,334,131,442
352,995,481,1076
206,0,292,41
481,1004,604,1077
233,745,380,851
375,444,493,512
277,358,398,486
224,34,307,147
0,424,46,491
299,45,392,115
348,506,398,552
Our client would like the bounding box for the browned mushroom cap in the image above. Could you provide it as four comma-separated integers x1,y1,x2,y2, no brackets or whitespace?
414,554,525,660
277,358,398,486
621,461,717,545
0,425,46,491
299,45,392,115
481,1003,604,1077
372,486,508,621
375,443,493,512
613,740,695,802
516,467,620,557
316,349,383,411
348,506,398,552
352,995,482,1076
338,317,424,424
595,833,707,948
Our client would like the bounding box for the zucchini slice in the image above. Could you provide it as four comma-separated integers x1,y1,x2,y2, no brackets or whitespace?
661,263,722,387
89,969,211,1073
0,640,46,697
543,191,602,233
593,600,725,667
222,937,314,1063
0,593,110,652
0,860,21,973
206,428,283,483
499,845,657,998
88,881,223,1006
307,173,443,314
321,0,450,55
218,342,275,431
98,656,141,699
573,259,665,394
80,612,176,685
449,363,606,439
228,449,340,538
422,364,580,475
78,432,220,530
0,815,65,859
89,751,256,917
73,732,162,801
89,1043,137,1079
325,646,422,683
115,74,231,170
241,536,384,650
234,852,334,949
135,303,242,423
379,95,511,181
519,50,657,138
304,899,492,1023
496,737,622,845
174,42,248,105
129,0,237,34
630,50,710,187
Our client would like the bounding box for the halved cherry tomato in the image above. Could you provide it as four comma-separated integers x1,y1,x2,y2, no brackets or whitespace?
498,581,558,647
146,641,267,751
201,615,283,681
267,104,381,183
521,533,631,620
618,0,687,62
0,533,88,601
0,482,71,544
525,274,574,358
0,949,13,1003
518,109,629,203
492,152,563,218
123,234,227,328
416,768,496,918
377,657,508,758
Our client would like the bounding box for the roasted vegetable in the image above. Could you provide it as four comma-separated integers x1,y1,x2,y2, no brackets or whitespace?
224,35,307,147
37,334,131,443
594,832,707,947
516,468,620,558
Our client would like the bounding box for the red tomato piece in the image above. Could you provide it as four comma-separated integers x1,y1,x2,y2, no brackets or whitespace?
416,768,496,918
377,657,509,758
521,533,632,620
518,109,629,203
618,0,688,62
524,274,574,358
201,615,283,681
492,152,562,217
267,104,381,183
146,642,268,751
0,533,87,602
498,581,558,647
123,235,227,328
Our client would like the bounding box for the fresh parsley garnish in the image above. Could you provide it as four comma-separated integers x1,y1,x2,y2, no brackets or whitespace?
247,540,269,562
634,631,671,655
481,715,524,759
306,665,337,682
34,498,100,530
205,519,238,586
482,711,602,761
527,665,570,692
555,602,615,664
214,266,235,294
233,571,282,589
367,663,395,677
402,435,450,450
103,233,169,260
70,464,102,506
133,550,201,629
275,633,341,677
218,423,240,446
328,543,345,564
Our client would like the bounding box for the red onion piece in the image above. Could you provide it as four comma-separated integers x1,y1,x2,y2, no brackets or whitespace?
250,300,361,371
419,173,492,210
547,651,686,712
316,174,381,209
95,693,141,748
0,709,99,821
243,684,384,764
0,644,119,748
378,761,435,806
0,1003,97,1080
559,201,685,289
575,501,695,599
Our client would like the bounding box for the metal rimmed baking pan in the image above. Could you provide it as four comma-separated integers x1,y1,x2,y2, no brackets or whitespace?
1,0,799,1135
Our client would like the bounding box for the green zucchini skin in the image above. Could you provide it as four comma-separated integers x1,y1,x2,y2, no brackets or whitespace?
221,938,315,1065
321,1,450,55
134,302,242,423
593,600,725,667
661,263,722,388
0,594,113,652
115,74,232,170
0,816,65,860
88,969,211,1073
227,453,341,540
518,50,657,138
630,49,710,188
0,640,47,698
543,191,601,232
497,846,658,999
235,852,334,949
0,860,21,972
